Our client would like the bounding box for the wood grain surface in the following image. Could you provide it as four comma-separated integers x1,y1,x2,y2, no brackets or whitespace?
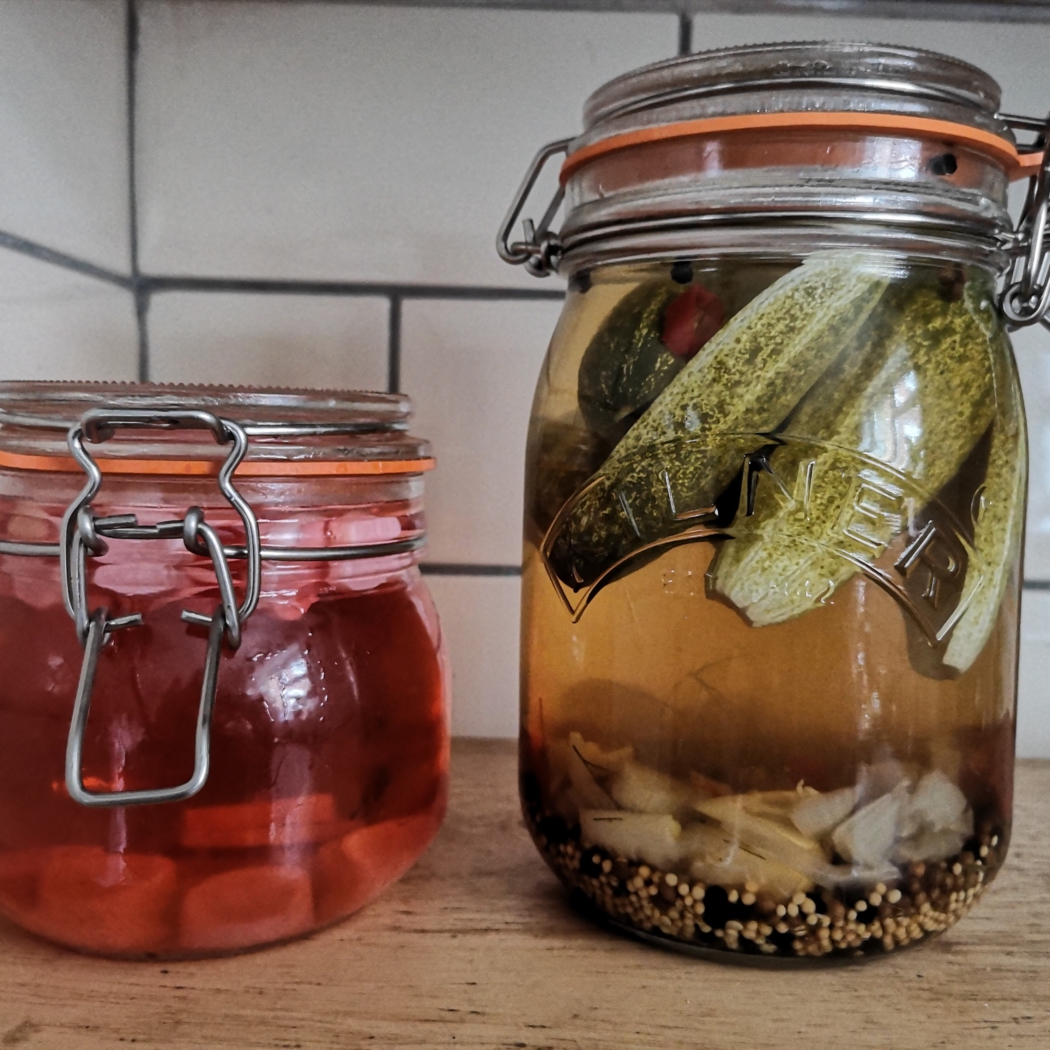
0,739,1048,1049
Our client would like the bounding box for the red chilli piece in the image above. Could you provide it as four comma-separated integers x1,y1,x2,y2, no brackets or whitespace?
661,284,725,360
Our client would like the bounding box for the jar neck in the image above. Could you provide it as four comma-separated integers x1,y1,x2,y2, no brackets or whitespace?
559,221,1010,281
557,125,1013,278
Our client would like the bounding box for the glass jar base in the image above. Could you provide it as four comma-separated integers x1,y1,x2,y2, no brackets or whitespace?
526,803,1001,965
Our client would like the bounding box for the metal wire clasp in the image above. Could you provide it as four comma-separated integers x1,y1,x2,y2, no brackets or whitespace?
496,137,571,277
1000,112,1050,328
60,408,262,807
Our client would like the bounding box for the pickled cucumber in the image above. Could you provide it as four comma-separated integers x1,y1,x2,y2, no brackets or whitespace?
709,273,1000,629
577,281,688,441
943,337,1027,673
547,253,892,589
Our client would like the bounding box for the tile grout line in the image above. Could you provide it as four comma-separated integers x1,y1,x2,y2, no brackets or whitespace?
388,293,403,393
677,10,692,56
420,564,522,577
126,0,149,382
0,231,568,302
140,275,566,300
0,231,131,290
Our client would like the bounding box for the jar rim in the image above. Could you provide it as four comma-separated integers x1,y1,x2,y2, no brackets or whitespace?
580,41,1005,138
0,382,435,476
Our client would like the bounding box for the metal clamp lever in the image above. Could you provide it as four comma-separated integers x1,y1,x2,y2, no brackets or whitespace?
65,607,225,808
1000,111,1050,329
59,407,262,807
496,137,571,277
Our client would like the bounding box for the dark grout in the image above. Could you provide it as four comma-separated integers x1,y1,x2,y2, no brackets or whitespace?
139,274,566,300
0,230,132,290
1023,580,1050,590
421,564,523,577
677,11,692,56
388,293,403,393
126,0,149,381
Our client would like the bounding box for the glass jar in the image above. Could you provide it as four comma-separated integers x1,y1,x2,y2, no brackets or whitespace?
500,42,1049,962
0,383,449,957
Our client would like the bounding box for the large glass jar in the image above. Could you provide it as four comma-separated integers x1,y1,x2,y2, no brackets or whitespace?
0,383,449,957
501,43,1048,962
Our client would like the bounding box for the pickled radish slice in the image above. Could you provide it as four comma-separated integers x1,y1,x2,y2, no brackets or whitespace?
314,814,440,923
27,847,176,953
180,793,341,849
0,847,46,915
179,864,314,952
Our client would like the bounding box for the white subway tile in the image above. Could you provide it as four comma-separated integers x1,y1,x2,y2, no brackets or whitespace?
0,0,129,272
148,292,389,391
1011,326,1050,581
424,573,520,738
0,251,137,382
401,298,560,565
1018,590,1050,758
135,1,678,285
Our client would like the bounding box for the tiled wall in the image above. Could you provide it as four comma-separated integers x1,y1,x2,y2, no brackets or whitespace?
3,0,1050,751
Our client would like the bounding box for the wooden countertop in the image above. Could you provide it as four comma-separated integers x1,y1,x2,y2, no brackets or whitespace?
1,739,1048,1049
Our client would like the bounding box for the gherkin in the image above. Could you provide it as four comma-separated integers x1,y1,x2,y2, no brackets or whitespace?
546,253,891,589
943,333,1027,673
709,273,1001,632
577,281,687,442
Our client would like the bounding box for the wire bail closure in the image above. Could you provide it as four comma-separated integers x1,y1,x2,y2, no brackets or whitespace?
1001,112,1050,329
60,408,262,808
501,113,1050,332
496,138,570,277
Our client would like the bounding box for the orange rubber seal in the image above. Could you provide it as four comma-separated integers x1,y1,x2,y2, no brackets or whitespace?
0,448,436,477
560,112,1043,183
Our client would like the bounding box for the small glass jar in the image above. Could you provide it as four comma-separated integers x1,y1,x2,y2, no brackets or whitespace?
501,43,1048,962
0,383,449,957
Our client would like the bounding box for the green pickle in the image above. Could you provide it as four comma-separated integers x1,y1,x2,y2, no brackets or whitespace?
709,272,1001,643
576,280,688,442
546,253,891,590
943,335,1028,672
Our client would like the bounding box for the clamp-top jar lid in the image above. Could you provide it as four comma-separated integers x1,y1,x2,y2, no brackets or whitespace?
0,382,434,477
499,41,1050,326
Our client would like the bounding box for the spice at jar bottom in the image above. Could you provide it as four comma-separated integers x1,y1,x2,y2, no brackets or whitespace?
520,743,1003,961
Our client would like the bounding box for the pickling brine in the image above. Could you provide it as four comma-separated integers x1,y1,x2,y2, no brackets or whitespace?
519,252,1023,960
